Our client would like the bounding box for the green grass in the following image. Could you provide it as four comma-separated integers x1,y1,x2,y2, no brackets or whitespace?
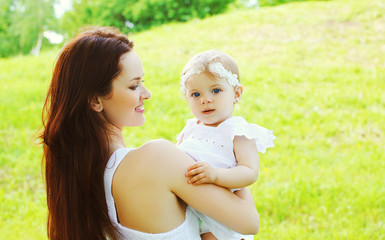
1,0,384,239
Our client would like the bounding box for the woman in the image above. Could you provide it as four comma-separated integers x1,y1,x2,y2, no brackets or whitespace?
41,26,259,240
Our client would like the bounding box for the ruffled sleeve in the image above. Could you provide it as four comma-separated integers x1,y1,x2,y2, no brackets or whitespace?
223,116,276,153
176,118,197,142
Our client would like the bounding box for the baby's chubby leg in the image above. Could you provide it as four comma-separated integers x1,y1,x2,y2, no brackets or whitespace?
201,232,218,240
202,232,246,240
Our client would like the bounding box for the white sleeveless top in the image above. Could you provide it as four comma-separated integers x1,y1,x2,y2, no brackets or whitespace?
104,148,201,240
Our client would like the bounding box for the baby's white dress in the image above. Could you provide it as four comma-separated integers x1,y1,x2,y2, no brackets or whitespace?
177,116,276,240
104,148,201,240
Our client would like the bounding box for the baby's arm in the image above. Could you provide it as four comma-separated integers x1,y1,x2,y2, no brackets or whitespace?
215,136,259,188
186,135,259,189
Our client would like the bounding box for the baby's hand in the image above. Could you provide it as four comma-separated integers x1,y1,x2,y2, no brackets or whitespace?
185,162,217,185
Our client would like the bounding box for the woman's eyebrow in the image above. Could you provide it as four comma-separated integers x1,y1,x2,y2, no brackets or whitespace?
130,73,144,81
130,77,142,81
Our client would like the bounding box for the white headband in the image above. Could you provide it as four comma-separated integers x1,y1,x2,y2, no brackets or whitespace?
180,62,239,94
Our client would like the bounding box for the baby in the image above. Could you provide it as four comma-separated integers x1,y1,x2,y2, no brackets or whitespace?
177,50,276,240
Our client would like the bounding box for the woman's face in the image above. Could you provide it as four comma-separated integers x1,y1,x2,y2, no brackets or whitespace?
99,51,151,129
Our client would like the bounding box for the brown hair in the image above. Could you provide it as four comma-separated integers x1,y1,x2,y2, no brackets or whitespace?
40,27,133,240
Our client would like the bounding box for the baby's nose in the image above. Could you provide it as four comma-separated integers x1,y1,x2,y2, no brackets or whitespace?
200,96,212,104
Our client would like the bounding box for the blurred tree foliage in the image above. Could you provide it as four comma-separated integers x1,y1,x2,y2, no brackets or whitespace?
0,0,322,58
60,0,235,38
258,0,328,6
0,0,58,57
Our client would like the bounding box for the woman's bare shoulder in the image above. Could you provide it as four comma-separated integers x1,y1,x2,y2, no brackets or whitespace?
140,139,176,152
117,139,194,178
133,139,185,159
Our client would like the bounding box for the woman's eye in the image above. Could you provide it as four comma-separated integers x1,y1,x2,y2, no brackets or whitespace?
129,85,139,90
212,88,221,93
192,92,200,98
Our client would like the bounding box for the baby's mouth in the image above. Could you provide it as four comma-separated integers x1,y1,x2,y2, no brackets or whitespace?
202,109,215,114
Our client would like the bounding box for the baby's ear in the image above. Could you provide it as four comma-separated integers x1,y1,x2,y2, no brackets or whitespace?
234,85,243,101
89,96,103,112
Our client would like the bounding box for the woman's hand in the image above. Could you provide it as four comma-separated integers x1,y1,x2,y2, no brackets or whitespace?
185,162,218,185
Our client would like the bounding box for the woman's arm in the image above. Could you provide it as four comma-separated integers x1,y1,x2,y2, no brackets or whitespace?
185,136,259,189
151,140,259,234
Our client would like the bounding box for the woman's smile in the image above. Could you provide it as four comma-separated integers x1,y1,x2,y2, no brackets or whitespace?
135,104,145,113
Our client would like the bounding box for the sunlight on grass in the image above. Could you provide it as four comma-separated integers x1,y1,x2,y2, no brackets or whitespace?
1,0,384,239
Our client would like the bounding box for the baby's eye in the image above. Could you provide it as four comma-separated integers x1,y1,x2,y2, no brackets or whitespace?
192,92,200,98
212,88,221,94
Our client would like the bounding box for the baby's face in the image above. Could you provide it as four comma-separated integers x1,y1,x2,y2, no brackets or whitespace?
184,72,238,127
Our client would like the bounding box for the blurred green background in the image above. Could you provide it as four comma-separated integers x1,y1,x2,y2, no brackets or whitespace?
0,0,322,58
1,0,384,239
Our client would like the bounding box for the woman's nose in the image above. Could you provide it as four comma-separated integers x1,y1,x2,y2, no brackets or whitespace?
142,86,151,100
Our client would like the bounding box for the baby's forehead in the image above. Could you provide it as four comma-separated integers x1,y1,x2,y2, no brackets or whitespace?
188,72,226,82
185,73,230,88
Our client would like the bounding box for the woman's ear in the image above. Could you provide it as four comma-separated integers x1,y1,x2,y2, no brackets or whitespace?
234,85,243,104
89,96,103,112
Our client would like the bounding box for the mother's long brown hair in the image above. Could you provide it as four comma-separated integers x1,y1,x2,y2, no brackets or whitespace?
40,27,133,240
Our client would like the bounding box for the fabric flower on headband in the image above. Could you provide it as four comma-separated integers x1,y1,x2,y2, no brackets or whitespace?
181,62,240,94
